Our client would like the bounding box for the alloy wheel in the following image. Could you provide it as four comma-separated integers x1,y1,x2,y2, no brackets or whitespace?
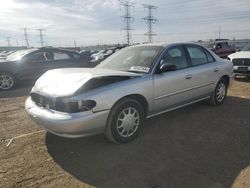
116,107,140,138
216,82,226,103
0,74,14,90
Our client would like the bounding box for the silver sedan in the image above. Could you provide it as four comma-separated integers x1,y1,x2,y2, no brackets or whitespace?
25,43,234,143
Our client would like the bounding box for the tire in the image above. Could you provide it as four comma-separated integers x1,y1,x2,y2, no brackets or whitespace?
208,78,228,106
105,98,145,144
0,72,16,90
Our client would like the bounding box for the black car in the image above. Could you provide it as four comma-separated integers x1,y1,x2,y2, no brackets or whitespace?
0,47,90,90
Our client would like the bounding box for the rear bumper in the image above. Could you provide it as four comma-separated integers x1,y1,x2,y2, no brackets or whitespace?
25,97,110,138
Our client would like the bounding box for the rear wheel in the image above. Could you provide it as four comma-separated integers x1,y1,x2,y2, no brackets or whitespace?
0,72,15,90
105,98,144,144
208,78,227,106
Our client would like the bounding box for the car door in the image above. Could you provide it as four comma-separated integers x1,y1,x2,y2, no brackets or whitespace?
17,51,53,80
153,45,194,113
184,44,220,98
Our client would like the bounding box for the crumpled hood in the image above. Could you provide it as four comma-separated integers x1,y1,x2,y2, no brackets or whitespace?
32,68,141,97
228,51,250,59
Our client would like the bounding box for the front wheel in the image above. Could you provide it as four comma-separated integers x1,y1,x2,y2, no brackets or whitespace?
105,98,144,144
208,78,228,106
0,72,16,90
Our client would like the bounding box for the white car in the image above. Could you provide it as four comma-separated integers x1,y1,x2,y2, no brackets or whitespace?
228,44,250,77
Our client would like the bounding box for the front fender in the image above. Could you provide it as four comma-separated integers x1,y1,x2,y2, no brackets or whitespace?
72,75,154,114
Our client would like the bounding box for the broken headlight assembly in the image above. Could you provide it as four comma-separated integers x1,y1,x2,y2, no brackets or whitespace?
30,93,97,113
55,99,96,113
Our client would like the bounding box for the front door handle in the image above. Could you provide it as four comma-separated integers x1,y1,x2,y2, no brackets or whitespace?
185,74,192,79
214,68,219,72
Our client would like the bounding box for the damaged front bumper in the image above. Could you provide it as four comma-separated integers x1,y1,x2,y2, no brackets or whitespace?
25,97,110,138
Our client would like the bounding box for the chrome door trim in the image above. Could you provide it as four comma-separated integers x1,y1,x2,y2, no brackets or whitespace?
147,96,210,118
155,82,214,100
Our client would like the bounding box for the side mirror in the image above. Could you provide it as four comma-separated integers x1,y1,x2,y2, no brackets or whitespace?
159,64,177,73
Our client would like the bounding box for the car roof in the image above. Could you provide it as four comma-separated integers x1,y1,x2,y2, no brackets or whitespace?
131,42,206,48
39,47,80,54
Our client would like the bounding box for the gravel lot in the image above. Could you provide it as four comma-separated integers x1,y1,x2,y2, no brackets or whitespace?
0,77,250,188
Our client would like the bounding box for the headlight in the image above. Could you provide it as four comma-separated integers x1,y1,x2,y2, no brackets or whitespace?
71,100,96,112
55,99,96,113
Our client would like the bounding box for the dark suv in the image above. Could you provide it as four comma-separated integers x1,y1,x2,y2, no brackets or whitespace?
0,47,90,90
211,40,236,58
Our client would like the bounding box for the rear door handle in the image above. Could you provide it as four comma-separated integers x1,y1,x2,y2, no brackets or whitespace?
214,68,219,72
185,74,192,79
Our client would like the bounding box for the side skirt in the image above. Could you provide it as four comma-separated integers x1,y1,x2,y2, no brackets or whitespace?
146,96,210,119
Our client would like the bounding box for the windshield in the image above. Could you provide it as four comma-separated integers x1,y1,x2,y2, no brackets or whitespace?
97,45,163,73
242,44,250,51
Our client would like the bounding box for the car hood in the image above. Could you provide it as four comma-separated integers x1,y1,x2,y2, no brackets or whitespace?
32,68,141,97
0,59,13,63
228,51,250,59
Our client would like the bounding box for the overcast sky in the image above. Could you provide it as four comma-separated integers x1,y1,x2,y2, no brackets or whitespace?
0,0,250,47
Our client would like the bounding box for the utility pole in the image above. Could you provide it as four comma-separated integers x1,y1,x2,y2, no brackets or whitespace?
22,28,30,48
142,4,158,43
120,0,135,45
219,26,221,39
6,37,11,47
37,29,46,47
74,40,77,48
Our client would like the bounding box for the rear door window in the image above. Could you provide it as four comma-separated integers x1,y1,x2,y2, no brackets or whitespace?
204,50,215,63
186,45,208,66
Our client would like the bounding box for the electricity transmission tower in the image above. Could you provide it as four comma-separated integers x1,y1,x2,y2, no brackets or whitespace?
37,29,46,47
22,28,30,48
120,0,135,45
142,4,158,43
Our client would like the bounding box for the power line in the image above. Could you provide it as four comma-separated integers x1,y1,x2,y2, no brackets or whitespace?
36,29,46,47
142,4,158,43
120,0,135,45
22,28,30,48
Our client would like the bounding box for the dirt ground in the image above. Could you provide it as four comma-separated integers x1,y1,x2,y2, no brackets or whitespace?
0,77,249,188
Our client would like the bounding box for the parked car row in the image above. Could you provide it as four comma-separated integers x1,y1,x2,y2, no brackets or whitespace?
0,47,91,90
89,46,127,65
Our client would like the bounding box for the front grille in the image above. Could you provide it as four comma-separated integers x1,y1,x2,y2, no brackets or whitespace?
31,93,55,109
232,58,250,66
30,93,71,112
